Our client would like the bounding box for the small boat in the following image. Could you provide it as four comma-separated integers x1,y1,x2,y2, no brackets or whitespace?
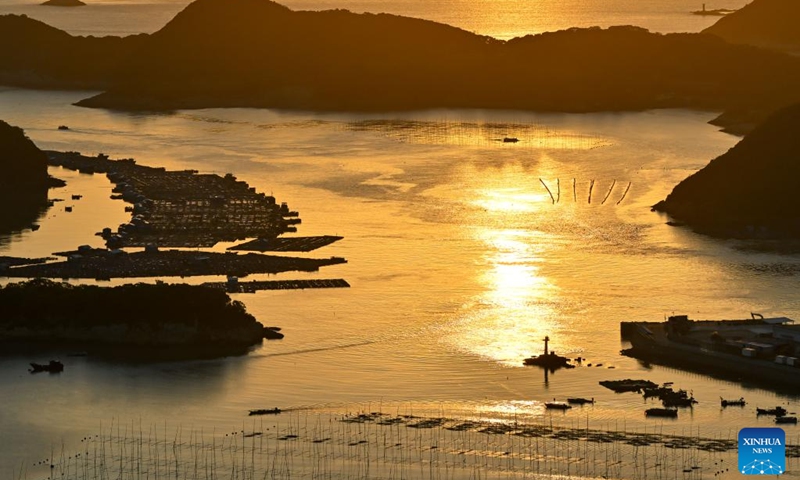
721,397,746,407
502,137,519,143
757,406,787,417
30,224,40,231
29,360,64,373
249,408,281,416
58,125,70,131
545,402,572,410
567,397,595,405
776,416,798,424
646,408,678,418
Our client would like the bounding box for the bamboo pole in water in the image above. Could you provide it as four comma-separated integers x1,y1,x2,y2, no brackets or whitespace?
601,180,616,205
573,178,577,202
617,182,632,205
556,179,561,204
539,179,555,204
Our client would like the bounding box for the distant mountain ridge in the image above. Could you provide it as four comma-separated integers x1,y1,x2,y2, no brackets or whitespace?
653,103,800,238
703,0,800,52
0,14,146,89
2,0,800,133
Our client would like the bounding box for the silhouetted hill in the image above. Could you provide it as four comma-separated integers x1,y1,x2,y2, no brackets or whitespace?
0,120,63,235
3,0,800,131
653,103,800,238
0,120,48,188
704,0,800,52
0,14,145,89
0,279,275,358
72,0,800,121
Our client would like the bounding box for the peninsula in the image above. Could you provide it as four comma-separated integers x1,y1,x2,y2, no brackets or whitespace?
653,103,800,238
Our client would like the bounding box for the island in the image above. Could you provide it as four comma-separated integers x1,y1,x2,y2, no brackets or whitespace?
0,279,281,358
653,103,800,238
0,120,63,235
2,0,800,134
41,0,86,6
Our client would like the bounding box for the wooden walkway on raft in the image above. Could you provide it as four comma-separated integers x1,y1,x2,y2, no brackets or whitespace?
203,278,350,293
228,236,343,253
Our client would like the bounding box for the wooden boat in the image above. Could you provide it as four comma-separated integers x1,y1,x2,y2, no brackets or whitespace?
29,360,64,373
249,408,281,416
600,379,657,393
567,397,595,405
545,402,572,410
757,406,787,417
776,416,798,424
645,408,678,418
720,397,746,407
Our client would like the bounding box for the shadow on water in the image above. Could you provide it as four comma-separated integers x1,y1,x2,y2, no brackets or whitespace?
625,352,800,397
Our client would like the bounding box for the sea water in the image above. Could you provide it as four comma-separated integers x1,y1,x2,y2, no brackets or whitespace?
1,87,799,477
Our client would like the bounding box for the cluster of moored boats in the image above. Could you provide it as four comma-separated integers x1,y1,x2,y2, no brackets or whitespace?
590,379,797,423
756,406,798,424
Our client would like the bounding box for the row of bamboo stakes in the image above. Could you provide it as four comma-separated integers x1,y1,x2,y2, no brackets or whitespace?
539,179,632,206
